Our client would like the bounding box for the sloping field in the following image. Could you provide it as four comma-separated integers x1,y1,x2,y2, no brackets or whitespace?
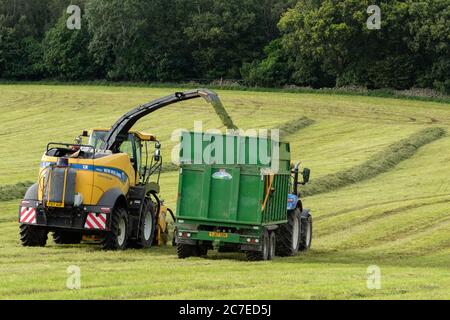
0,84,448,299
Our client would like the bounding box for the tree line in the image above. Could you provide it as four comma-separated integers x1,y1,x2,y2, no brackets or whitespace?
0,0,448,93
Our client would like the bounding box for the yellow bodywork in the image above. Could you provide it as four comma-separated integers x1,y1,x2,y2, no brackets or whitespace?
157,205,170,245
89,128,156,142
38,153,136,206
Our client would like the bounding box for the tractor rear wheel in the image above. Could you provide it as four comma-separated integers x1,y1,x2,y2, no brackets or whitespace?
246,229,270,261
275,208,301,256
20,224,48,247
53,231,82,244
299,210,312,251
101,207,128,250
134,199,156,248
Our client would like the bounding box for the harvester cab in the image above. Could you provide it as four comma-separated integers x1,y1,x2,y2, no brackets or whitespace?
19,89,231,250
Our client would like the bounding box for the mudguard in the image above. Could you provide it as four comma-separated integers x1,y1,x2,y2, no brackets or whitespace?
97,188,127,208
23,183,38,201
287,194,299,211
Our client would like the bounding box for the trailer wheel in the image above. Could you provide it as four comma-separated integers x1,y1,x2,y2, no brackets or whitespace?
268,231,276,260
177,243,197,259
299,210,312,251
20,224,48,247
135,200,156,248
101,207,128,250
275,208,301,256
246,229,270,261
53,231,82,244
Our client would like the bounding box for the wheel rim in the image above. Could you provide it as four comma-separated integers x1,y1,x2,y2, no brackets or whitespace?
117,217,126,246
292,217,300,249
143,211,153,241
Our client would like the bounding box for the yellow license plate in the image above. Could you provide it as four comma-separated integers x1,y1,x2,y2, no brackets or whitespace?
208,232,228,238
47,202,64,208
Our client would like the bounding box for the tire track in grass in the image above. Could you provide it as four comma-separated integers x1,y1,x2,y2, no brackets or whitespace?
316,196,450,238
317,201,450,250
315,192,450,222
302,127,446,197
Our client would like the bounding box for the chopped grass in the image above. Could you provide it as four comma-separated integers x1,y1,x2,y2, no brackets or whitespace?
0,181,33,202
303,127,446,196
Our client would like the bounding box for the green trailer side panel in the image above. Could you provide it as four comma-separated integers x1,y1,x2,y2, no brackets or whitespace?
177,166,264,224
176,131,291,226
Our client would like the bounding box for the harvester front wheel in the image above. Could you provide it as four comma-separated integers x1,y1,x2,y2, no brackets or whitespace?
135,200,156,248
101,207,128,250
299,210,312,251
20,224,48,247
53,231,82,244
246,229,270,261
275,208,301,256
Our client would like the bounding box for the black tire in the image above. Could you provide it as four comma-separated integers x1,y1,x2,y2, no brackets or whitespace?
299,210,312,251
275,208,301,256
177,243,197,259
101,207,128,250
197,244,208,257
172,226,178,247
268,231,276,260
20,224,48,247
218,243,239,253
246,229,270,261
52,231,82,244
135,199,156,248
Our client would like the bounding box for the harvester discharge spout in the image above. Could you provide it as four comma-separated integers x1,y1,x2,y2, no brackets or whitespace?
101,88,237,152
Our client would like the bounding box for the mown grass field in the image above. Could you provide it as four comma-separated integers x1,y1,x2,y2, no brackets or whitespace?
0,84,449,299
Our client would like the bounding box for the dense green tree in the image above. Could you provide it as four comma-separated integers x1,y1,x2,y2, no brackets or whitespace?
85,0,195,81
42,13,97,80
185,0,294,79
243,0,450,93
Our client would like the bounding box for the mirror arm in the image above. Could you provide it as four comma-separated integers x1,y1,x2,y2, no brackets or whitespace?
293,161,301,195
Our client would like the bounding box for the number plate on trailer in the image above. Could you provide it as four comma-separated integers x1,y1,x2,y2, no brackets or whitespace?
208,232,228,238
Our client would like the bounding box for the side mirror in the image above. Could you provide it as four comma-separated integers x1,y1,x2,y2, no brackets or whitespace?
154,148,161,162
302,168,311,184
82,130,89,137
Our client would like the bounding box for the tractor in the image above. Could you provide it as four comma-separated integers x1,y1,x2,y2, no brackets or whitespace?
18,89,227,250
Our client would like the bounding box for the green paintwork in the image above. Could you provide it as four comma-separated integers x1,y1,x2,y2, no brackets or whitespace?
176,132,291,227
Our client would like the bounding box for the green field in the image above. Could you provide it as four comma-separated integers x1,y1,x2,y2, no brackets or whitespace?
0,84,449,299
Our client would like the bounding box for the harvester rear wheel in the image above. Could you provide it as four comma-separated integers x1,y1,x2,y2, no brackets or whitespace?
275,208,301,256
246,229,270,261
101,207,128,250
299,210,312,251
52,231,82,244
20,224,48,247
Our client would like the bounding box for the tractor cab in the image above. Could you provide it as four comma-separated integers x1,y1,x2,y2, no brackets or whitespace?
86,129,162,187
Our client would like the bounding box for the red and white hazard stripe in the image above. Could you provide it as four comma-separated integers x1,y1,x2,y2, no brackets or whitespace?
20,207,37,224
84,213,107,230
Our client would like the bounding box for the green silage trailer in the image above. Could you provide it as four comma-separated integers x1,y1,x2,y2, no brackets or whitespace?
175,131,312,261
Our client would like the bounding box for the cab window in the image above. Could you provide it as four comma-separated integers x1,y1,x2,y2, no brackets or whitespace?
119,134,135,163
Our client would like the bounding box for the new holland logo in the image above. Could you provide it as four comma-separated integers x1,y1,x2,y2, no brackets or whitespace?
212,169,232,180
